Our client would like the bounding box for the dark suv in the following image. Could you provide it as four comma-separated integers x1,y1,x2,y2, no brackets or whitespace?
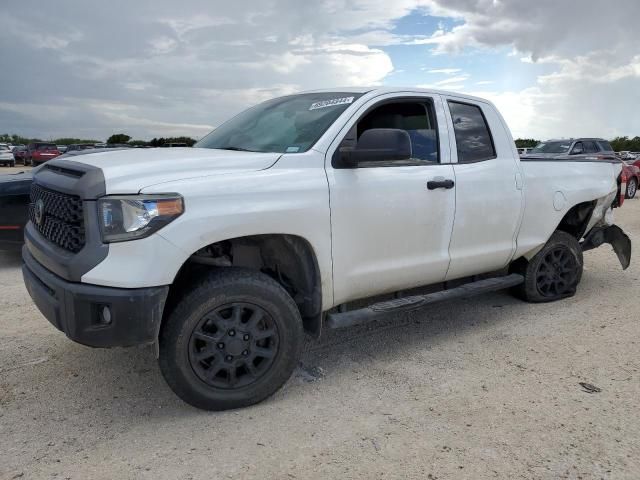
525,138,616,159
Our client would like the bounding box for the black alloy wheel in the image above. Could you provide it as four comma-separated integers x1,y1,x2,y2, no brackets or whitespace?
535,246,578,298
159,268,304,410
511,230,583,303
188,302,279,389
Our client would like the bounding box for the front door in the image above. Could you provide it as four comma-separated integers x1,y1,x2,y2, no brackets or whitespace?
326,94,456,305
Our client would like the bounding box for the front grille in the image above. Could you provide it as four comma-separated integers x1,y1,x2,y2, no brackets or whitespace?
29,183,85,253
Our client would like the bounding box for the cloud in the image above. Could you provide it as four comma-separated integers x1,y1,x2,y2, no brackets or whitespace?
419,0,640,139
425,68,462,75
1,0,639,141
0,0,404,139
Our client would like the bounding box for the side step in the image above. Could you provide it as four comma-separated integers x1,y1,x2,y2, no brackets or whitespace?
326,274,524,329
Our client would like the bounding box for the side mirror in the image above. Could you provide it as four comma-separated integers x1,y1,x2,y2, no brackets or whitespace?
336,128,412,168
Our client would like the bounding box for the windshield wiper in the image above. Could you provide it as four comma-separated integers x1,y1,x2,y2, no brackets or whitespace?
218,146,257,152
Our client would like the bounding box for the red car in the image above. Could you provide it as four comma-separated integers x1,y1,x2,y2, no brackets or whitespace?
622,159,640,199
25,142,61,166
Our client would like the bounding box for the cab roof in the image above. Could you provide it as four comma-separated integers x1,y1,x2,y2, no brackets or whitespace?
300,86,492,104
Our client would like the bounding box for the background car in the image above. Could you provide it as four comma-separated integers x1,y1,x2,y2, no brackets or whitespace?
525,138,616,159
25,143,61,166
623,159,640,199
65,143,95,152
0,143,16,167
11,145,27,164
0,166,35,250
56,145,68,153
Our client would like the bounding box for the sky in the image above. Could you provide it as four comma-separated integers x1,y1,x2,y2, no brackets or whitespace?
1,0,639,141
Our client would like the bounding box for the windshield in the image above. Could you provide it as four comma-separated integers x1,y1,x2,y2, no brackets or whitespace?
36,144,57,150
195,92,363,153
0,145,9,151
530,141,572,154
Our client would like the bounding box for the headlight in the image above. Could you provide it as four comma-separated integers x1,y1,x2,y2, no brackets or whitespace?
98,194,184,243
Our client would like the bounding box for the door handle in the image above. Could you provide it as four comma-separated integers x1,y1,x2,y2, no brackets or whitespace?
427,179,455,190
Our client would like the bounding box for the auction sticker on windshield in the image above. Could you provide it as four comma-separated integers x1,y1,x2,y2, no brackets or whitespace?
309,97,354,110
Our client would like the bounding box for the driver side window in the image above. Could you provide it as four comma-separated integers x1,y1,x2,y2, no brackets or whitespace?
571,142,584,154
355,101,439,164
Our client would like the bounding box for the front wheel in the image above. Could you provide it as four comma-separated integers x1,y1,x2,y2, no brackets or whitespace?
626,178,637,199
159,269,304,410
511,231,583,303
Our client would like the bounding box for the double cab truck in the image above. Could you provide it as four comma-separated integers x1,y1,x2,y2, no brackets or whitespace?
21,87,631,410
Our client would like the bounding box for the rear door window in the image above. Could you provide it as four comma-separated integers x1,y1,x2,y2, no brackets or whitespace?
597,141,613,152
571,142,584,154
584,141,599,153
448,101,496,163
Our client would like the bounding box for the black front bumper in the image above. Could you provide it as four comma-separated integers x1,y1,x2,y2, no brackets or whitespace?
22,246,169,348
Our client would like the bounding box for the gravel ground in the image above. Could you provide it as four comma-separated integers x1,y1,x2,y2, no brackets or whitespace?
1,200,639,480
1,165,32,175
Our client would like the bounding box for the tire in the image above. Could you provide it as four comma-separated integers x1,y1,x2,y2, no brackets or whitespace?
159,268,304,410
626,178,637,199
511,230,583,303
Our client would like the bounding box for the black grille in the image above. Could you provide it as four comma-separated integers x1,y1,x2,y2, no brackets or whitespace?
29,183,85,253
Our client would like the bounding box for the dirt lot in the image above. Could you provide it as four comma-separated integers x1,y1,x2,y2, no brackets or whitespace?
1,199,639,480
1,165,32,175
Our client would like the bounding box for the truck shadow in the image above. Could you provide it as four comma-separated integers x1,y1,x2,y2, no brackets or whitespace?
11,289,523,421
300,290,521,370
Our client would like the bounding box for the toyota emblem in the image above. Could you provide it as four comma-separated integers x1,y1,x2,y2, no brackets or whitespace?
34,199,45,225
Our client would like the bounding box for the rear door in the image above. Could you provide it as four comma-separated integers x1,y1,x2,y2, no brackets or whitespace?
443,97,524,280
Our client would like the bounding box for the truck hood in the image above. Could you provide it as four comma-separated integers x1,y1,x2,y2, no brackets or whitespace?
62,147,282,194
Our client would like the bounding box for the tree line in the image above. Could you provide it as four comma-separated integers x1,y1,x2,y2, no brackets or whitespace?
0,133,197,147
3,132,640,152
515,136,640,152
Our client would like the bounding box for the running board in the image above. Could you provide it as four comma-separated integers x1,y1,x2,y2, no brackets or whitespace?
326,274,524,329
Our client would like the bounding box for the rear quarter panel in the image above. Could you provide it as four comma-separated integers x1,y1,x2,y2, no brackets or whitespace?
515,160,620,259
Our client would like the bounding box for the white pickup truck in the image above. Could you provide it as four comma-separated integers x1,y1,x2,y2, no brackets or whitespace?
22,87,631,410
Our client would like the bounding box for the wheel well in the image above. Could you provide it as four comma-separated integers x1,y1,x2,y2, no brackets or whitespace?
169,234,323,335
555,200,597,240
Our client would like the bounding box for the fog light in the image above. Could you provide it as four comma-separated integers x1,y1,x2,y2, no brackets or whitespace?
100,305,112,325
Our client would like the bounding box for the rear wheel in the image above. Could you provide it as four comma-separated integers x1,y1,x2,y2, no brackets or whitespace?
159,269,304,410
512,231,583,303
626,178,637,199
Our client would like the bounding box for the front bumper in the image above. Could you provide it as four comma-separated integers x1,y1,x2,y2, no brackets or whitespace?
22,246,169,348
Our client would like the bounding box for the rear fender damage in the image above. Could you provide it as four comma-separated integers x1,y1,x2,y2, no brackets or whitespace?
581,225,631,270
